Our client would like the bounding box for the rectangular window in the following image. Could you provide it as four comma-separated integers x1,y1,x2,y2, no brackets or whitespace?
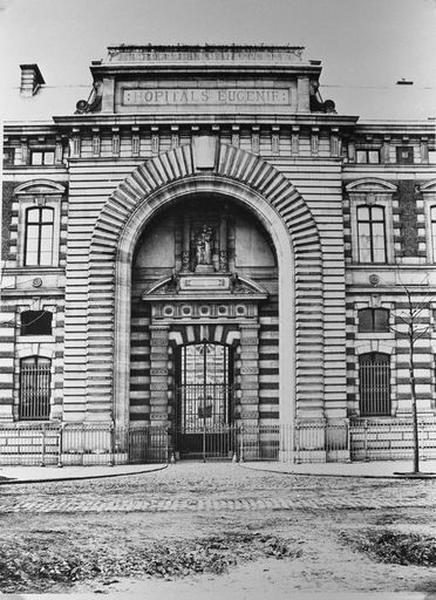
358,308,390,332
368,150,380,164
3,148,15,167
359,352,391,416
24,207,54,266
19,356,51,420
396,146,414,164
30,150,55,166
357,205,387,263
31,151,43,166
20,311,52,336
356,149,380,164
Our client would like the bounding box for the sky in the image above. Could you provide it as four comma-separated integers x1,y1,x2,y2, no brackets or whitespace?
0,0,435,120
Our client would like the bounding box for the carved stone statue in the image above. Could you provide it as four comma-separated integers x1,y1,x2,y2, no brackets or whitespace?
195,225,213,266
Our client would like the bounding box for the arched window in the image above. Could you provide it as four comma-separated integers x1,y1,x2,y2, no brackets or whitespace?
356,205,387,263
358,308,390,333
359,352,391,416
24,206,54,266
20,310,52,336
19,356,51,420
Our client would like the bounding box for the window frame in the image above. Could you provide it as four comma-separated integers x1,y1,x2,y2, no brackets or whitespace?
356,204,387,263
396,146,414,165
3,147,15,167
18,355,52,421
29,148,56,166
23,206,55,266
358,307,390,333
355,148,380,164
14,180,64,268
346,179,396,265
20,310,53,336
358,351,391,417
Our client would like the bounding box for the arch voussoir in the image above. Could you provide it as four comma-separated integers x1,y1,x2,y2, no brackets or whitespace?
87,142,324,432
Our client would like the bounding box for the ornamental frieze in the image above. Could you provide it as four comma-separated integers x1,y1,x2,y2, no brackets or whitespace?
151,302,258,321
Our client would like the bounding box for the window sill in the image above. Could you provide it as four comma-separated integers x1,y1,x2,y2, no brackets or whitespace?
355,332,394,339
17,335,55,343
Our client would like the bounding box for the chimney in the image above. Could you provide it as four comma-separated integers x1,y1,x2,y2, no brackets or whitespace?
19,64,45,97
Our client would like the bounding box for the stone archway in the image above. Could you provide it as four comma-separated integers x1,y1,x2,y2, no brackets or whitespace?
86,140,324,454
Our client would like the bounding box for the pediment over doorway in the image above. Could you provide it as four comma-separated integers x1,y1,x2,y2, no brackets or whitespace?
142,273,268,302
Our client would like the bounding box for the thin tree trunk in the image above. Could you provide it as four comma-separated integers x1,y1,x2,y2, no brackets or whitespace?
408,300,420,473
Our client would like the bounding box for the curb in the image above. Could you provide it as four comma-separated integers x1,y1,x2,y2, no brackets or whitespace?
0,463,168,485
238,462,436,480
0,590,435,599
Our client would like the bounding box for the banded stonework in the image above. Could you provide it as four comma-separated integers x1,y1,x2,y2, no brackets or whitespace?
1,44,436,464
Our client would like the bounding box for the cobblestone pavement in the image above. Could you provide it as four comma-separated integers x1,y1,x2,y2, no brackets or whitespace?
0,462,434,513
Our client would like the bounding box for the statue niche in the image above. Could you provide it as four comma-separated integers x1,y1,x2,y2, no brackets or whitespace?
178,208,230,274
195,224,214,272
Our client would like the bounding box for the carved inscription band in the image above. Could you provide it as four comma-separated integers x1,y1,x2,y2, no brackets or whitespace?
123,88,291,106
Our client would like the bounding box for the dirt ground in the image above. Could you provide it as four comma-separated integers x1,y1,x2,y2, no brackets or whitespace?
0,464,435,597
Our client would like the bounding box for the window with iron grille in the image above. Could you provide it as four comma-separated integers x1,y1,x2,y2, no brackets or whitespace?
359,352,391,416
356,204,387,263
20,310,52,336
19,356,51,420
358,308,390,332
24,206,54,266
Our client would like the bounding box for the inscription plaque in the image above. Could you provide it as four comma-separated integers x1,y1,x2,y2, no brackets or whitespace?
123,88,291,106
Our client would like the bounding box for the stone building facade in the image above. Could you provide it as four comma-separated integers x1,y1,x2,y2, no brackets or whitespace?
1,45,436,464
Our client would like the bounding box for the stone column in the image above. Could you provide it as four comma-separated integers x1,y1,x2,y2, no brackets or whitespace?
149,325,170,425
149,324,170,461
239,324,260,460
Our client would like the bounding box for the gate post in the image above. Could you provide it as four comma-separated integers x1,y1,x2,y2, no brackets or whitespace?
149,325,170,461
239,324,260,460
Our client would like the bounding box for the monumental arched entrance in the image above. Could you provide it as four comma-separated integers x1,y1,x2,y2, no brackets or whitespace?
131,194,276,458
88,140,324,461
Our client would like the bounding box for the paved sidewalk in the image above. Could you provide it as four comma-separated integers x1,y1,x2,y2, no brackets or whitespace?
242,459,436,478
0,458,435,485
0,463,167,484
0,589,435,599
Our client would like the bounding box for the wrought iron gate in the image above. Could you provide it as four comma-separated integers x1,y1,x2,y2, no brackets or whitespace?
175,342,234,459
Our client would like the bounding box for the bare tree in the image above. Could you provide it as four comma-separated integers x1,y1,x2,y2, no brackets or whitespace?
390,283,432,474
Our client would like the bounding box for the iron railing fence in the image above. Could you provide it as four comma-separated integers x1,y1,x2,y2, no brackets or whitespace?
128,425,169,464
171,423,239,460
0,418,435,465
349,417,436,461
0,422,61,466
